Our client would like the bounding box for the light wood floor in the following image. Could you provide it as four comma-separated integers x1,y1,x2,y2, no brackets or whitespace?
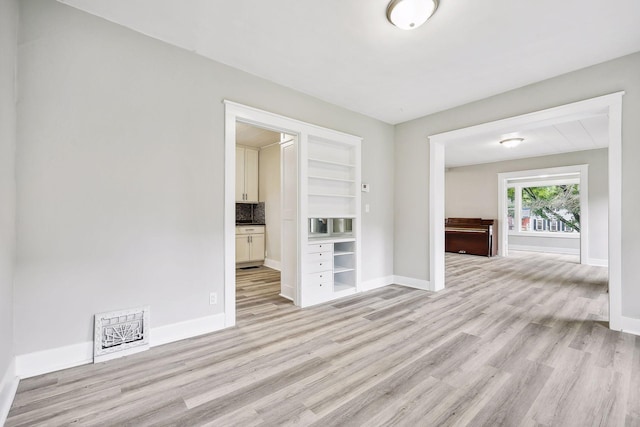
7,252,639,426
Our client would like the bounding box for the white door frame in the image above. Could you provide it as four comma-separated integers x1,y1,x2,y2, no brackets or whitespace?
428,92,624,330
224,101,302,327
497,165,589,262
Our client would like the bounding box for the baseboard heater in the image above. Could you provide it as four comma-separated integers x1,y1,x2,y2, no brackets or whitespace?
94,306,150,363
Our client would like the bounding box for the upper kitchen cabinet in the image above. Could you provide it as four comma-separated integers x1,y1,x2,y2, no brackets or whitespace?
236,146,259,202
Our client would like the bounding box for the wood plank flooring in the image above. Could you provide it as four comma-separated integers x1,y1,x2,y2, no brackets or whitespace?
7,252,639,426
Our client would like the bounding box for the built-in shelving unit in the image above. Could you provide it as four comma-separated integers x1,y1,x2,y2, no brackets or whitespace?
307,136,357,218
301,133,361,307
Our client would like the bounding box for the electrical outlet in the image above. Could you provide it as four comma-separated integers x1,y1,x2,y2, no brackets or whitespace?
209,292,217,305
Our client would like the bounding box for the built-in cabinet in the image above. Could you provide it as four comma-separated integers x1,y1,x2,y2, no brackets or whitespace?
300,133,361,307
236,146,259,202
236,225,265,265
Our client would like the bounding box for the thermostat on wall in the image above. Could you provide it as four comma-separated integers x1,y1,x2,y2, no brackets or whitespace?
361,183,370,192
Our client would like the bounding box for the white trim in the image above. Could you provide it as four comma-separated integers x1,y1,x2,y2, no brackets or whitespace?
0,358,18,426
607,96,623,331
361,275,394,291
150,313,226,347
429,92,624,332
621,316,640,337
263,258,281,271
15,313,227,379
587,258,609,267
393,275,431,291
509,244,579,255
508,231,580,239
429,138,445,292
16,341,93,379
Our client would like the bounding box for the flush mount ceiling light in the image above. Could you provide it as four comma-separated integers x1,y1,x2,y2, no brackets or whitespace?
499,137,525,148
387,0,439,30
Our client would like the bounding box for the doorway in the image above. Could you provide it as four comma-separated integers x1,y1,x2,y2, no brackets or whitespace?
430,92,623,330
234,121,292,318
224,101,302,328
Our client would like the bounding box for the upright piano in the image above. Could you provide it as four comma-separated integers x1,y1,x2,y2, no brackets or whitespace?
445,218,498,257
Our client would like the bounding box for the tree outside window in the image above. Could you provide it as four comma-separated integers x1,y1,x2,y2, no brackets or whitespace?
508,181,580,235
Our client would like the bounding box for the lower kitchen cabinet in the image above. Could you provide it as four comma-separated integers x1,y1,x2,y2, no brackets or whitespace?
236,225,265,265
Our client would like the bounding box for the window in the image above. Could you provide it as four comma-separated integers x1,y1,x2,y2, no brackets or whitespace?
507,180,580,237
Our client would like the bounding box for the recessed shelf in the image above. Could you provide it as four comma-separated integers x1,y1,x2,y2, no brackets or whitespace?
334,282,356,292
308,175,356,183
334,267,355,273
308,158,355,168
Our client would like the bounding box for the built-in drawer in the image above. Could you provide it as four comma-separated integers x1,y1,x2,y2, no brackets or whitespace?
308,243,332,253
304,281,332,303
307,271,333,286
307,251,332,262
236,225,265,235
306,259,333,274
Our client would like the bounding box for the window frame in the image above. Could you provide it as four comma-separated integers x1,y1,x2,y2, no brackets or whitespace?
507,177,581,239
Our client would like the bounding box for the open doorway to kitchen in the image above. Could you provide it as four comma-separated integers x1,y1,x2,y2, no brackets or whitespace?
234,122,295,321
224,101,302,328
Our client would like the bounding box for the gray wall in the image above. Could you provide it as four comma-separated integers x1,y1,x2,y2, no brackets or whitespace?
15,0,395,354
395,52,640,319
445,149,608,261
0,0,18,391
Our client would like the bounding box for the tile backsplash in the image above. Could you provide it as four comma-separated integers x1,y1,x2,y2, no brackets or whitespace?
236,202,265,224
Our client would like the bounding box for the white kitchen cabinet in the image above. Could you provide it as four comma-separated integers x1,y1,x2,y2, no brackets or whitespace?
236,225,265,265
236,146,259,202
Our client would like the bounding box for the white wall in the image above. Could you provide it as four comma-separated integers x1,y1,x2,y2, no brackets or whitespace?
395,51,640,319
14,0,395,356
0,0,18,417
259,144,281,266
445,149,608,261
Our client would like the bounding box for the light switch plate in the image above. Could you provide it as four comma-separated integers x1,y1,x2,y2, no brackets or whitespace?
361,183,370,192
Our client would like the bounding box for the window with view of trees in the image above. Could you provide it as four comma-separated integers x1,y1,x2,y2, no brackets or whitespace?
507,181,580,235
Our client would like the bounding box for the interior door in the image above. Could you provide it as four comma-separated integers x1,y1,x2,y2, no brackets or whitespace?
280,140,298,302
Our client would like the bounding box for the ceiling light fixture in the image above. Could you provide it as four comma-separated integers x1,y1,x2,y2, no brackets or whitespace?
387,0,439,30
499,137,525,148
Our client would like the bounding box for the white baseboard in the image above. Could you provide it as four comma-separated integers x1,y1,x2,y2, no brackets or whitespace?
509,244,580,255
263,258,281,271
15,312,228,379
16,341,94,379
393,275,431,291
0,358,19,426
587,258,609,267
361,275,394,291
151,313,226,347
621,316,640,337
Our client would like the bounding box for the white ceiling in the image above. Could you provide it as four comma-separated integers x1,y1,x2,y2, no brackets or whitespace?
58,0,640,125
236,123,281,148
444,113,609,168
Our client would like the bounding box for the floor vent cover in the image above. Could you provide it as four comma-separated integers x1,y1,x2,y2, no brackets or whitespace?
94,306,150,363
